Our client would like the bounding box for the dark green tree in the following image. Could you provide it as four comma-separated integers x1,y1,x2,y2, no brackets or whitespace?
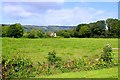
7,23,24,38
89,20,106,38
75,24,89,38
106,18,120,37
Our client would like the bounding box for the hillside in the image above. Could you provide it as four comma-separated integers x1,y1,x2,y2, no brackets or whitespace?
1,24,76,32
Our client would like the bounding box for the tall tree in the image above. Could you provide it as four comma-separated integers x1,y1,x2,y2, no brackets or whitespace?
7,23,24,38
89,20,106,37
106,18,120,37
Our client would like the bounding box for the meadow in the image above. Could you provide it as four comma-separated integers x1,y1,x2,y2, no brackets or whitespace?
2,38,118,78
2,38,118,64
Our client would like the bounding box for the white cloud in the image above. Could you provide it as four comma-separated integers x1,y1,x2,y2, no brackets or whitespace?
38,7,109,25
2,3,117,25
3,5,33,18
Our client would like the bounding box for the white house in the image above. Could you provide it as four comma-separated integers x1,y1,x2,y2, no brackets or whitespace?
50,32,56,37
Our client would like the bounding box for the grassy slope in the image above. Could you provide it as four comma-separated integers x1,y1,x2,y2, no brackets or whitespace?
2,38,118,63
39,67,118,78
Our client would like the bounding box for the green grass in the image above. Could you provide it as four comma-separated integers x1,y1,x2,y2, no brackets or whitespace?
39,67,118,78
2,38,118,64
2,38,118,78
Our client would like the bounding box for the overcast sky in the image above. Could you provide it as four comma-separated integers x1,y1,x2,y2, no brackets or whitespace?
1,1,118,26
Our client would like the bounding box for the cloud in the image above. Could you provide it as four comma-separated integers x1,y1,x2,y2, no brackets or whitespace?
3,2,64,14
3,4,33,18
2,2,117,25
38,7,111,25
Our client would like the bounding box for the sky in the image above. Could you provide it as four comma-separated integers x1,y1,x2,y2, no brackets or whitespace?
1,1,119,26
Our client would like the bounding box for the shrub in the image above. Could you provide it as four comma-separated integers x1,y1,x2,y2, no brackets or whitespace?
2,55,36,79
75,58,86,70
47,51,62,74
100,44,113,63
47,51,62,66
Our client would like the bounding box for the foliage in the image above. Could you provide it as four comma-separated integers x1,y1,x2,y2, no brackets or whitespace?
1,26,9,37
47,51,62,65
27,28,44,38
2,55,36,79
100,44,114,63
47,51,62,74
57,30,71,38
56,18,119,38
106,18,120,38
1,18,120,38
78,25,91,38
7,23,24,38
60,58,86,73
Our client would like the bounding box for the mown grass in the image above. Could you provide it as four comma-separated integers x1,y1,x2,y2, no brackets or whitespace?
2,38,118,64
39,67,118,78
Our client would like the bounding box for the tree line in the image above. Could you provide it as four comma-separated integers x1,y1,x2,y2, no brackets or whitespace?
1,18,120,38
57,18,120,38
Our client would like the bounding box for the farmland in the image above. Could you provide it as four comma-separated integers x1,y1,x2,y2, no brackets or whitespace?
2,38,118,78
2,38,118,63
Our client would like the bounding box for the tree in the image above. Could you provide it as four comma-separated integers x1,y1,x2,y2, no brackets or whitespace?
7,23,24,38
96,20,106,37
36,28,44,38
89,20,106,38
1,26,9,37
27,29,35,38
106,18,120,37
27,28,43,38
57,30,70,38
79,25,90,38
75,24,89,38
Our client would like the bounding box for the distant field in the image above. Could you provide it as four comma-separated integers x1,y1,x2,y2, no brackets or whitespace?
2,38,118,63
39,67,118,78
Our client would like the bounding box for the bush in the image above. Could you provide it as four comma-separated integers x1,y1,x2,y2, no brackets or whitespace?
2,55,36,79
100,44,113,63
47,51,62,74
47,51,62,66
75,58,86,70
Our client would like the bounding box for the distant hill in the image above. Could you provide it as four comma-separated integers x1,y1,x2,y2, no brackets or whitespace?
23,25,76,32
1,24,76,32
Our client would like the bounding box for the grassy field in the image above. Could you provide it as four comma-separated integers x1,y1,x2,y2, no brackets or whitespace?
2,38,118,78
2,38,118,64
39,67,118,78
